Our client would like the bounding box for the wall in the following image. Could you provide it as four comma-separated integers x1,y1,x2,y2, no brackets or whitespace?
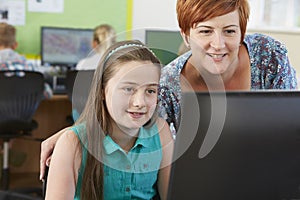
132,0,179,43
15,0,128,57
133,0,178,30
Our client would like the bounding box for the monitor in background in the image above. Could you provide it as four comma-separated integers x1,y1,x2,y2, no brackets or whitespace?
168,91,300,200
145,30,183,65
41,26,94,68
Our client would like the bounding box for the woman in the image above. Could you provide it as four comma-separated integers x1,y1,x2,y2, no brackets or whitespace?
159,0,298,130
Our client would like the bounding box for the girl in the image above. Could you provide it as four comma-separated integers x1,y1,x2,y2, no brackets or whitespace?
45,40,174,200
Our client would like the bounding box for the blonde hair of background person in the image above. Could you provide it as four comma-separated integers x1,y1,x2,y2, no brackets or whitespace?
45,40,174,200
76,24,117,70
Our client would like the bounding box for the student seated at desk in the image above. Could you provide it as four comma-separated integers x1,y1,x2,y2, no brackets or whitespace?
76,24,116,70
0,22,53,99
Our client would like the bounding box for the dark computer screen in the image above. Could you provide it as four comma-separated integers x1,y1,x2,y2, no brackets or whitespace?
168,91,300,200
41,26,94,68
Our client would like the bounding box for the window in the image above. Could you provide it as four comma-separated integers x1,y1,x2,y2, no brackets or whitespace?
248,0,300,31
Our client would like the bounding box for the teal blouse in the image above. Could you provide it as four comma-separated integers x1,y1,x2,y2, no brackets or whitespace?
72,124,162,200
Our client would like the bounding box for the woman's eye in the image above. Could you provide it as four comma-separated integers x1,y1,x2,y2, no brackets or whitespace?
224,29,236,35
199,30,213,35
147,89,157,94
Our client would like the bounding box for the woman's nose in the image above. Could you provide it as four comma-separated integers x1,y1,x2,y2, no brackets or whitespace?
210,33,225,50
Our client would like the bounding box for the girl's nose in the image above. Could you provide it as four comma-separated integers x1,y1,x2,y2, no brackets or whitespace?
131,91,146,108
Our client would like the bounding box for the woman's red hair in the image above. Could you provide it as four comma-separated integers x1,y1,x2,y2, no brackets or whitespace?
176,0,250,43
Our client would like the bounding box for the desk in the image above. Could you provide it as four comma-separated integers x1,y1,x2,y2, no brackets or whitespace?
11,95,72,173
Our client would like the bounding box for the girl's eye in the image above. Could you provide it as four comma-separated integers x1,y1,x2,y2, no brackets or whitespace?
124,87,134,93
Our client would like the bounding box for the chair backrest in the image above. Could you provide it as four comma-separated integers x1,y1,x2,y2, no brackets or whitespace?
65,70,95,115
0,70,44,123
65,70,78,101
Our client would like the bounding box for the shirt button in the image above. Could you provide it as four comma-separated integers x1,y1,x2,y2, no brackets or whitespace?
125,187,130,192
126,165,131,170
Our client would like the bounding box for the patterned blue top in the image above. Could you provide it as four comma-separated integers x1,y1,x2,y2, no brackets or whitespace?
158,33,298,131
72,124,162,200
0,49,53,99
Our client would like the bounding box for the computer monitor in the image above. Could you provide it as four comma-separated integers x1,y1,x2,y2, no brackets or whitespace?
41,26,94,68
168,90,300,200
145,29,182,65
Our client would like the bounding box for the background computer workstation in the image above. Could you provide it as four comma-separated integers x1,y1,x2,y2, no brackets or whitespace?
39,26,94,94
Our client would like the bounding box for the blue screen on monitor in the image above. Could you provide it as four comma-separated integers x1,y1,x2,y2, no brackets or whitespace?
41,26,94,68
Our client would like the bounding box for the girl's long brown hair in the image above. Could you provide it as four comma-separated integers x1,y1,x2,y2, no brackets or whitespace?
74,40,161,199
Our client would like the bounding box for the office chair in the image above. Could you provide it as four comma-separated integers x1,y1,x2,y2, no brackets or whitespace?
0,70,44,194
65,70,95,124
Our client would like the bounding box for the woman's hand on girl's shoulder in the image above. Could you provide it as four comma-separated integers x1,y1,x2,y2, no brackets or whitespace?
40,126,71,181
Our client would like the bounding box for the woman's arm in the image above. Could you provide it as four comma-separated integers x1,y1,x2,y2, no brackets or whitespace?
157,118,174,200
45,129,81,200
40,127,70,180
